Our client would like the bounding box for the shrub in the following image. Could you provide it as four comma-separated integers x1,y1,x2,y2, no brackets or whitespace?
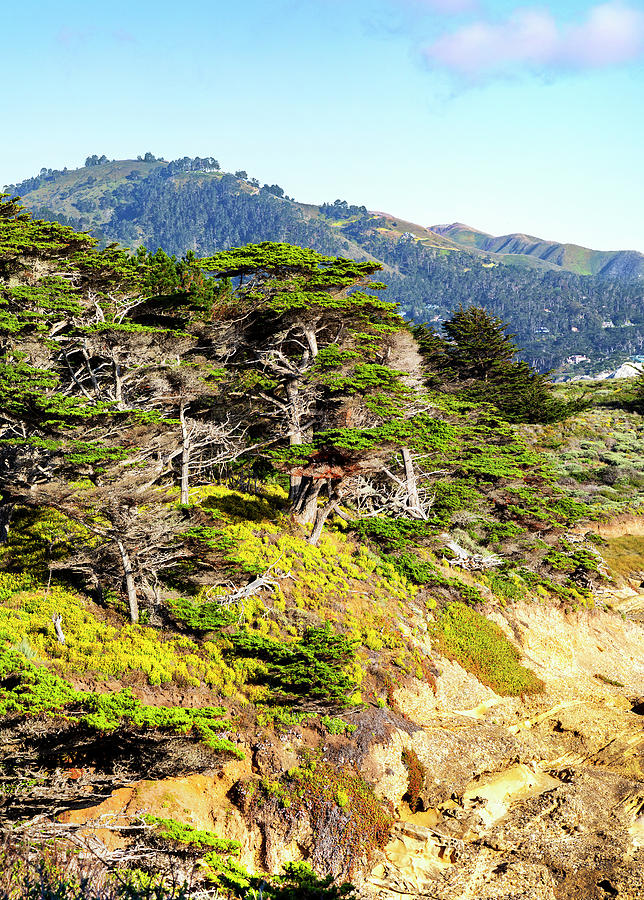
401,747,425,811
488,573,527,601
268,862,358,900
227,624,357,705
168,597,238,632
354,518,434,552
0,580,235,689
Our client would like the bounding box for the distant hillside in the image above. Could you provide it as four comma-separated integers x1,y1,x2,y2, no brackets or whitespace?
5,155,644,373
431,222,644,279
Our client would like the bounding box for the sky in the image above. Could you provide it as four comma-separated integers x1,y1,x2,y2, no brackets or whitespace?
2,0,643,251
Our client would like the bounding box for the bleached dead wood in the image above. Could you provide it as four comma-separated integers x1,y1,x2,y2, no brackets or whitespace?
442,536,503,570
51,613,66,644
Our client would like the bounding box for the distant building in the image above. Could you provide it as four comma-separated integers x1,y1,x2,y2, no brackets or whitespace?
602,320,615,328
566,355,589,365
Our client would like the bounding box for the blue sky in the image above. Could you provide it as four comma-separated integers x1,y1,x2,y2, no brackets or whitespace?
2,0,643,250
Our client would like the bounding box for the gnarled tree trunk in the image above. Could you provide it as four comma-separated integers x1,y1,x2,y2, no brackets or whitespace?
117,539,139,624
286,380,306,503
291,476,323,526
309,492,342,546
179,402,191,505
402,446,426,519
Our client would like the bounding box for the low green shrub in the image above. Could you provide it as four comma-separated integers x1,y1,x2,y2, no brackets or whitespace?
227,624,357,705
354,518,434,552
0,649,242,755
168,597,238,632
432,602,543,695
488,573,527,601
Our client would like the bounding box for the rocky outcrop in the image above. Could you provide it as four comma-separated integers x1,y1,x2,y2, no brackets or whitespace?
363,602,644,899
39,600,644,898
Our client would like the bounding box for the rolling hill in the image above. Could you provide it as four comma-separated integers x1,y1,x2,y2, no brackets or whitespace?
431,222,644,279
5,155,644,373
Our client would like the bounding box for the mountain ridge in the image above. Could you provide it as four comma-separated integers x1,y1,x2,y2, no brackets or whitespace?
5,156,644,374
430,221,644,279
6,157,643,278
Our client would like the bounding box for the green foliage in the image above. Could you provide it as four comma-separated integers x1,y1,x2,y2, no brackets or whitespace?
442,305,517,381
430,480,480,524
432,602,543,696
313,344,361,369
320,363,404,395
487,573,528,601
256,706,317,731
320,715,357,735
415,305,584,424
545,543,601,576
382,552,483,605
0,850,190,900
168,597,238,632
0,507,93,578
354,518,435,553
144,816,240,853
267,862,358,900
135,815,253,894
385,552,442,586
227,624,357,704
0,577,237,690
0,647,242,754
483,521,526,544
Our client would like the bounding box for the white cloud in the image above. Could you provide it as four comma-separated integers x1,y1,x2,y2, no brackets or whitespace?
423,2,644,76
564,2,644,65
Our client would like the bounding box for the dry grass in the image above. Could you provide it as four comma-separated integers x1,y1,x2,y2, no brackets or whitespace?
601,535,644,580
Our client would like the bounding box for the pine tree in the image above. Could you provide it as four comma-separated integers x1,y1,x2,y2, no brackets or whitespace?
443,305,517,382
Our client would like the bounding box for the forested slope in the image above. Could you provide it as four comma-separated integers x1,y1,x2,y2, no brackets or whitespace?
7,156,644,374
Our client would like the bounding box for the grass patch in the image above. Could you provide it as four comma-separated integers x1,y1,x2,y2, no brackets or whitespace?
601,534,644,579
432,602,543,696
